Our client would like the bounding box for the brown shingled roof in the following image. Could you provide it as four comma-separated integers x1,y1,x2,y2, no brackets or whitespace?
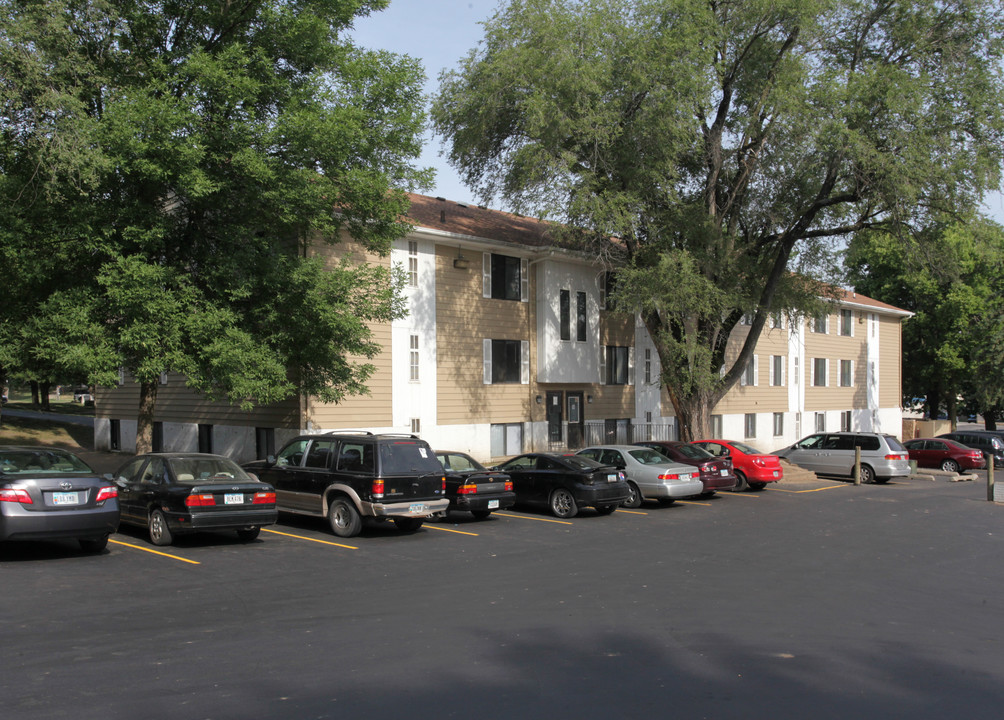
406,193,558,247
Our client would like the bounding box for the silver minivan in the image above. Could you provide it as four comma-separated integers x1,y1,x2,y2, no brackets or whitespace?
776,432,910,483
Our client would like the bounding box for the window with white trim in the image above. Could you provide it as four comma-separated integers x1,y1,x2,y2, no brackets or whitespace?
815,412,826,431
813,313,828,333
773,413,784,437
711,414,723,437
770,355,785,386
483,339,530,384
409,335,419,381
407,241,418,287
644,348,652,384
744,413,756,438
603,346,633,385
559,289,570,341
840,410,852,432
483,253,528,301
812,358,828,387
839,359,853,387
576,292,587,342
740,355,758,386
840,308,853,336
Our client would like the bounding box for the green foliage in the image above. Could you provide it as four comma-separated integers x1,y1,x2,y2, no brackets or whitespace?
0,0,428,433
433,0,1004,435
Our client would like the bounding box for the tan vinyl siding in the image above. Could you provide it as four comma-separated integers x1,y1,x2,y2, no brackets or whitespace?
715,323,789,414
803,312,869,411
878,315,903,408
436,244,533,424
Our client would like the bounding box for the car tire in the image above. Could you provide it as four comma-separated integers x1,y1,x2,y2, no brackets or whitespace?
78,536,108,553
595,503,618,515
622,481,642,508
733,470,749,492
858,464,877,483
327,497,363,538
149,509,173,546
748,481,767,491
549,488,578,519
236,527,260,542
471,510,492,520
941,459,960,473
394,517,424,532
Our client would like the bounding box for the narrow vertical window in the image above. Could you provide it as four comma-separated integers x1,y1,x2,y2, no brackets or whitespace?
576,291,587,342
644,348,652,384
409,334,419,381
407,241,418,287
559,289,570,341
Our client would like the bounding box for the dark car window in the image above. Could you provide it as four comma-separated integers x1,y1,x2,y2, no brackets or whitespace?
305,440,337,469
142,458,167,484
794,434,825,449
0,449,94,475
501,455,535,470
628,448,668,465
116,457,148,483
729,441,764,455
823,435,855,450
438,453,482,472
599,450,624,466
927,440,945,451
675,444,713,459
577,449,601,462
168,457,250,484
537,457,562,471
903,440,921,450
276,439,310,467
337,443,374,472
701,443,727,457
854,435,882,451
560,455,604,471
379,442,442,475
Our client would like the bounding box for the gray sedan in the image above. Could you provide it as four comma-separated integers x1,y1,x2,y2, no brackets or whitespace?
576,445,704,507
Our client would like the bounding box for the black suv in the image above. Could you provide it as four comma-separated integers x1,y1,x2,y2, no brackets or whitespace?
244,433,448,538
937,431,1004,465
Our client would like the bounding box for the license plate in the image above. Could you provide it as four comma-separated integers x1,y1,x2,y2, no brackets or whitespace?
488,499,500,509
773,471,779,478
607,474,617,482
224,493,244,505
53,492,78,505
409,503,425,514
720,469,729,476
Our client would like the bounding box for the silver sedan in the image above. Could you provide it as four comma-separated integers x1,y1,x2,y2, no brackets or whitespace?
576,445,704,507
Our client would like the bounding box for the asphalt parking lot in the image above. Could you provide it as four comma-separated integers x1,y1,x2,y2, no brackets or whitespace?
3,471,1004,720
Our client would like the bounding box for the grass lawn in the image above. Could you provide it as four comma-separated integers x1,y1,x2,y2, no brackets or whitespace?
0,414,92,450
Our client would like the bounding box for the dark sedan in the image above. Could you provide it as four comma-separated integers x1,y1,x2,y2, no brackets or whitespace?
494,452,629,518
436,451,516,519
633,440,737,495
903,438,985,473
0,446,119,552
111,453,277,546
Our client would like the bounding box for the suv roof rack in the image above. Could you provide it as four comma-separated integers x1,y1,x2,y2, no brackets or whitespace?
322,430,374,436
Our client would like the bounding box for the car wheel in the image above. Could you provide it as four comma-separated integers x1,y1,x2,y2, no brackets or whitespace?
327,497,362,538
595,503,618,515
549,488,578,519
748,481,767,491
78,536,108,553
622,481,642,508
148,509,173,546
236,527,260,542
858,464,876,484
395,517,424,532
733,470,749,492
471,510,492,520
941,459,960,473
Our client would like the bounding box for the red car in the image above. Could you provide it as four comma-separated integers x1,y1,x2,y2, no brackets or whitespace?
902,438,985,473
691,440,783,491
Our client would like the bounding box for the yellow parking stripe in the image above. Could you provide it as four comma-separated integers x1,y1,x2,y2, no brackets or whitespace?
773,485,847,494
727,492,760,498
494,512,573,526
677,500,712,506
109,539,200,565
426,524,479,536
263,528,358,549
617,509,648,515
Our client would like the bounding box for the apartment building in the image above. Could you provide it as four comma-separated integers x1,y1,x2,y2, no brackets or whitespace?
94,194,910,462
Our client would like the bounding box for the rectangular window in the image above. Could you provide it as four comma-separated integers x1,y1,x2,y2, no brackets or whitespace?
740,356,757,386
813,314,828,333
769,311,784,329
152,422,164,453
559,289,570,341
815,412,826,432
711,414,723,437
411,418,421,434
606,346,630,385
488,253,523,301
744,413,756,438
841,410,852,432
770,355,785,386
840,359,853,387
813,358,828,387
601,271,616,310
110,419,121,451
644,348,652,384
484,339,529,385
576,292,587,342
256,427,275,460
407,241,418,287
409,335,420,381
773,412,784,437
198,424,213,454
490,423,523,457
840,308,853,336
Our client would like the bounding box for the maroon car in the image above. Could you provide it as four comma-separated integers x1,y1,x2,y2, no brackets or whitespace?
632,441,737,495
902,438,986,473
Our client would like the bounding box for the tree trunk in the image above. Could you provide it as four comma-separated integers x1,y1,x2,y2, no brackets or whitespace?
30,381,39,409
671,388,716,441
135,381,158,455
39,381,51,411
985,408,999,431
947,395,957,430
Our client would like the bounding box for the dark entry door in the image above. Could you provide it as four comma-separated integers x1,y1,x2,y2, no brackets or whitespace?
546,392,563,444
566,392,584,449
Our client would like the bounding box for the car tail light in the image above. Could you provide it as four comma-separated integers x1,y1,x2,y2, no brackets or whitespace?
504,480,513,491
95,486,117,503
457,482,478,495
658,473,682,480
185,493,216,507
441,477,446,493
372,479,385,500
251,491,275,504
885,454,908,461
0,488,32,504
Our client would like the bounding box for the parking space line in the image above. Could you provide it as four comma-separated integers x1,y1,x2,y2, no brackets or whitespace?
494,512,574,525
426,525,479,536
773,485,847,494
676,500,712,506
263,528,358,549
726,493,760,498
109,539,201,565
617,509,648,515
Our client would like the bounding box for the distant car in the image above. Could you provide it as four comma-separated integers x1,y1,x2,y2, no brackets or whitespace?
494,452,630,518
691,440,783,490
902,438,985,473
775,432,910,484
0,446,119,552
435,451,516,519
632,440,737,495
936,431,1004,466
112,453,277,546
575,445,704,507
72,387,93,403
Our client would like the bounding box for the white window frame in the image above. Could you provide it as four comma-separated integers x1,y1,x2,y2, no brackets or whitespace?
407,241,418,287
840,359,854,387
840,308,853,337
769,355,785,387
811,358,829,387
740,355,758,387
409,335,419,382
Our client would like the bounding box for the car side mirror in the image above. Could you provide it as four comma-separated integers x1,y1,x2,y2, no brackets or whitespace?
266,454,277,466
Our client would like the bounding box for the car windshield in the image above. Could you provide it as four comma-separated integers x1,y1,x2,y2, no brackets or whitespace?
729,441,764,455
380,442,443,475
629,448,671,465
674,444,712,459
883,436,906,452
439,453,484,472
168,457,252,484
0,449,94,475
561,455,603,470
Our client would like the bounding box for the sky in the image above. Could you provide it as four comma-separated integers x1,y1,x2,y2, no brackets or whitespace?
350,1,1004,224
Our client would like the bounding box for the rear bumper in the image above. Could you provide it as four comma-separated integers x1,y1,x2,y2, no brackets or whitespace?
644,479,705,499
362,498,450,518
572,484,631,507
700,472,739,491
745,467,782,482
452,492,516,512
170,508,278,533
0,504,120,541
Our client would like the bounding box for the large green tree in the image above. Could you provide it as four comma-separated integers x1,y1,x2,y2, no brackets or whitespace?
0,0,428,451
432,0,1004,438
847,217,1004,426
